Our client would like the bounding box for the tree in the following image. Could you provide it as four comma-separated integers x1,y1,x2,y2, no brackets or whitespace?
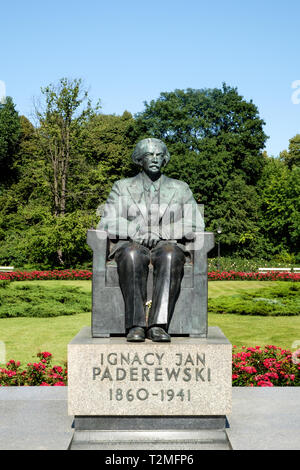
35,78,99,263
0,96,21,185
81,111,137,207
35,77,99,218
135,84,267,181
0,94,138,269
258,157,300,256
134,85,268,256
280,134,300,169
208,174,264,257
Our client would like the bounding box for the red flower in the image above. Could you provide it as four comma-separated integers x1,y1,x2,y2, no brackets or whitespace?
40,352,52,359
257,380,274,387
241,366,257,374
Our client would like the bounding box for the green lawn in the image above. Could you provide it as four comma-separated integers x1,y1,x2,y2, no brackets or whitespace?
0,280,299,366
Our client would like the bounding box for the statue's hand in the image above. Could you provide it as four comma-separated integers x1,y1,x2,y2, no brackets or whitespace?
135,230,160,248
147,231,160,249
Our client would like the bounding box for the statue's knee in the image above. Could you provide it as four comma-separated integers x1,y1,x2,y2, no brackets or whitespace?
154,243,185,264
122,243,150,263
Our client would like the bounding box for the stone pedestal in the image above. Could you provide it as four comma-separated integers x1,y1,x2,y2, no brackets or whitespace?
68,326,232,449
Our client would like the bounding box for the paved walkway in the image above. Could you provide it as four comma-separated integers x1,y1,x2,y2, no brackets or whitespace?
0,387,299,450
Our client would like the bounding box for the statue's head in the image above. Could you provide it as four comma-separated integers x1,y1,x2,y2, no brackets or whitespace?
131,138,170,172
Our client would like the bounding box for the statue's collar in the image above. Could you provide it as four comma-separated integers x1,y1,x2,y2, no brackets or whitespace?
133,172,171,189
141,171,161,191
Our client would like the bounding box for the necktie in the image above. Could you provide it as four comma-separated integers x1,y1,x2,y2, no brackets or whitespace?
150,183,156,201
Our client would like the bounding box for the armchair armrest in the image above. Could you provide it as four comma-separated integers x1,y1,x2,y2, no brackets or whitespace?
87,230,108,273
186,231,215,253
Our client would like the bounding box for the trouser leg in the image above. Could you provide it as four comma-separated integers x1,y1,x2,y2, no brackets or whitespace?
115,242,150,329
149,243,185,329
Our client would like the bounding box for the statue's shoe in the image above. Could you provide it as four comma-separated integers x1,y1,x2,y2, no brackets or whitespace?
126,326,145,342
146,326,171,342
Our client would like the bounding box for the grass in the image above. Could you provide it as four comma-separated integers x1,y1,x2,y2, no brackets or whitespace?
0,280,299,366
0,313,90,366
208,313,300,350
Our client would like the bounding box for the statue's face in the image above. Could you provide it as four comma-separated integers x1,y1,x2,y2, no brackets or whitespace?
141,142,165,175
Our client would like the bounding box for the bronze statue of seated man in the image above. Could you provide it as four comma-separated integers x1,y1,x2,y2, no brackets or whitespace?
99,138,204,342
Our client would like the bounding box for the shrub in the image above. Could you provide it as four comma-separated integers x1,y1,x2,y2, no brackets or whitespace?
0,269,299,283
0,280,9,288
0,284,91,318
208,271,299,281
232,345,300,386
208,256,299,272
208,284,300,316
0,270,92,281
0,352,67,386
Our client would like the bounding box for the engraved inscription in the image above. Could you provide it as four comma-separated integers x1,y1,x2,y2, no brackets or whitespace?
109,388,191,402
92,366,211,382
92,352,213,402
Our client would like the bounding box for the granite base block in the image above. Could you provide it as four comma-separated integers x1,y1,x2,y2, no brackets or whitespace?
68,326,232,449
68,326,232,417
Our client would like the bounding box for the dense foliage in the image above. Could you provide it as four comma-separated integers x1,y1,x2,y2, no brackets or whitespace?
232,345,300,386
0,275,298,319
134,85,268,257
0,97,20,185
0,282,91,317
208,256,298,272
0,270,92,281
0,80,298,268
0,352,67,386
207,271,299,281
208,284,300,316
0,270,298,283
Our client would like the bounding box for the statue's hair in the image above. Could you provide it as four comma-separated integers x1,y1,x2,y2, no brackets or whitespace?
131,138,170,166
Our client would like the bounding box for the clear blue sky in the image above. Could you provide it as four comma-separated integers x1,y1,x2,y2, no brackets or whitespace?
1,0,300,157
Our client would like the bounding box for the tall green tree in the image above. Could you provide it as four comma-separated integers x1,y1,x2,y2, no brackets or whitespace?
35,77,99,218
35,78,100,263
258,157,300,256
134,84,268,256
0,97,21,185
209,174,263,257
280,134,300,169
82,111,137,206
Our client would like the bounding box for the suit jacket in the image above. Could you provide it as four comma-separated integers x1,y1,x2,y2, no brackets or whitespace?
99,172,205,257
